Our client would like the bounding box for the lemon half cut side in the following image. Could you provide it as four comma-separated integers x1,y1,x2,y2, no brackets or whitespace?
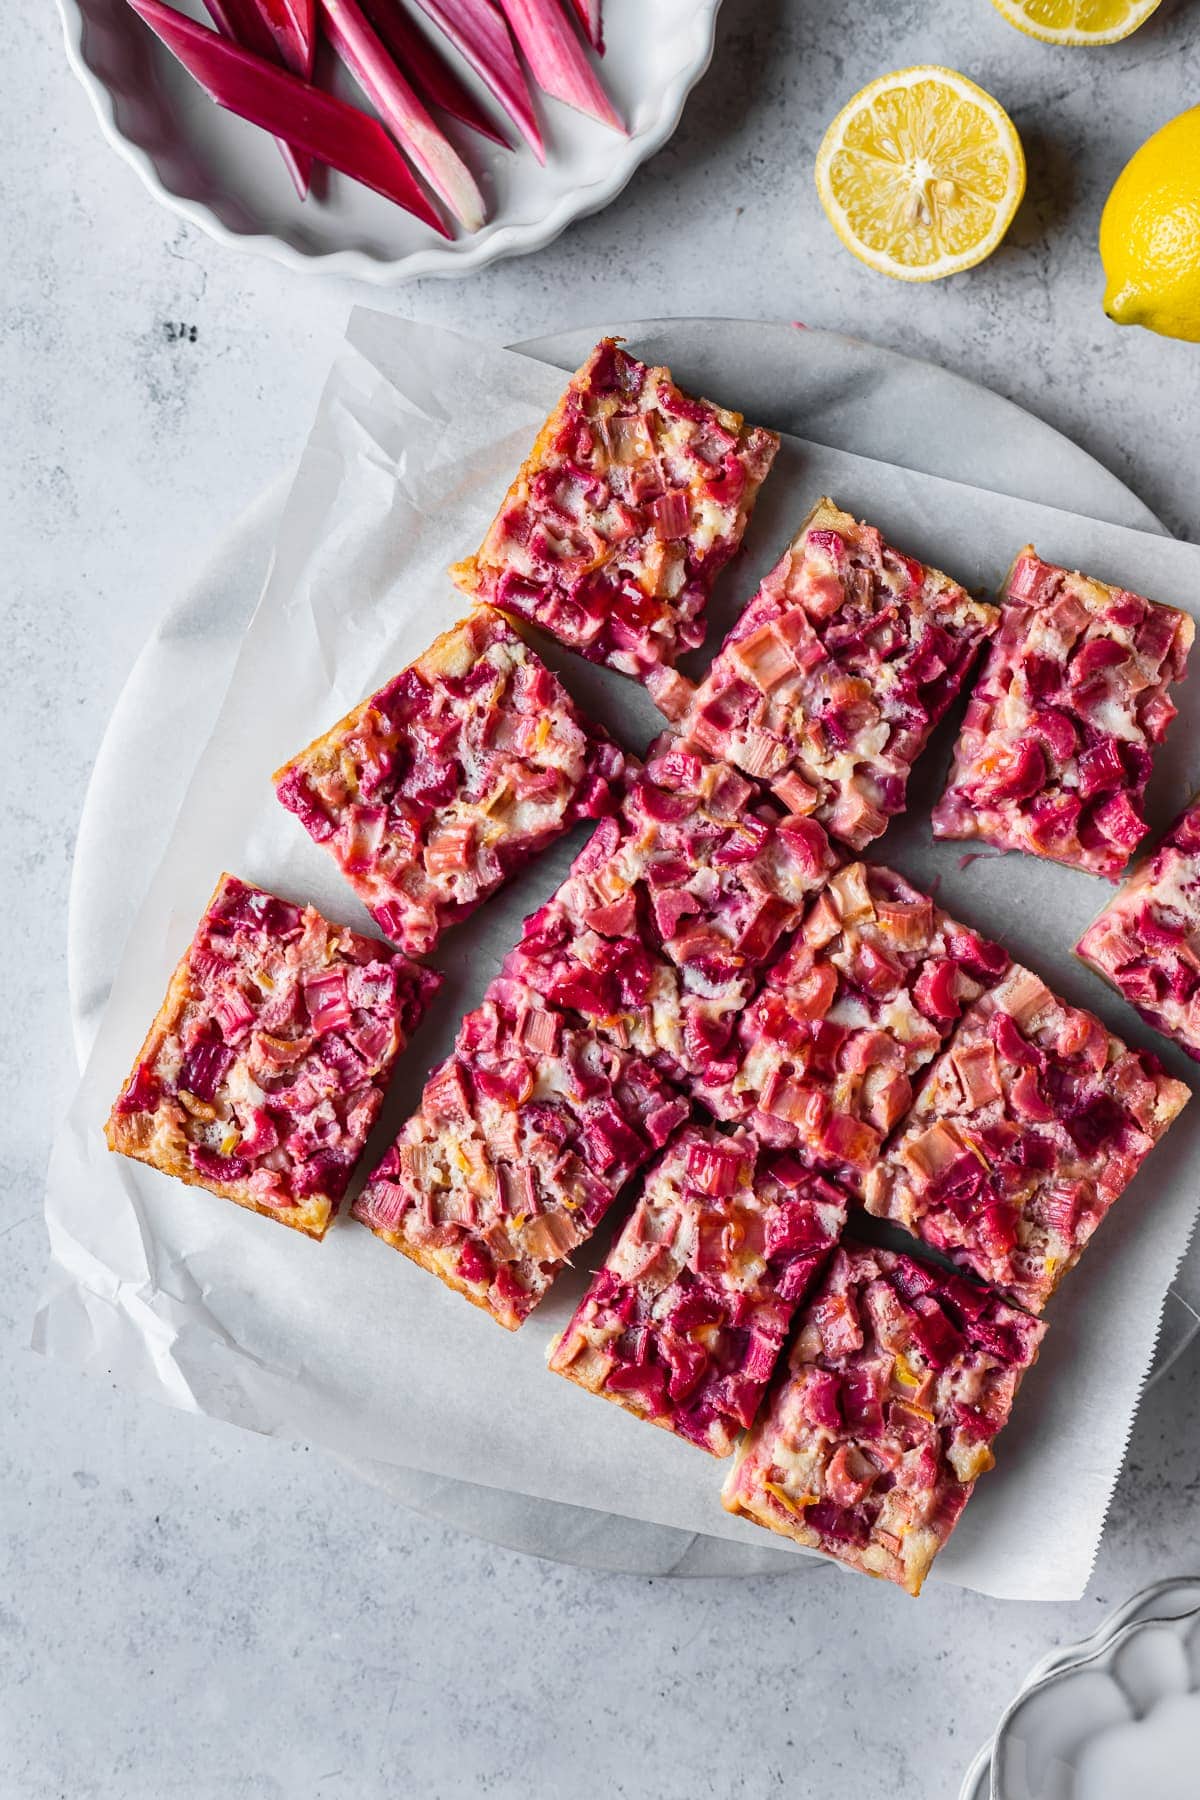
990,0,1162,47
815,67,1026,283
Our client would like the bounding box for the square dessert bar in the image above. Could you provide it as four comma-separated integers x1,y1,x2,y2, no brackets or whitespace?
721,1243,1045,1596
695,863,1009,1191
677,499,997,849
106,874,440,1239
1076,792,1200,1062
549,1124,847,1456
500,741,838,1082
863,964,1189,1312
450,339,779,682
933,548,1193,877
353,978,690,1329
274,609,624,958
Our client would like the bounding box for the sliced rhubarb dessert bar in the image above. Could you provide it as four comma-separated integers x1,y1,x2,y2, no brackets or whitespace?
1076,793,1200,1061
450,339,779,682
274,610,623,957
696,862,1009,1191
353,978,690,1329
721,1243,1045,1595
501,742,837,1081
933,548,1193,877
863,964,1189,1312
106,875,440,1239
676,499,996,849
549,1124,847,1456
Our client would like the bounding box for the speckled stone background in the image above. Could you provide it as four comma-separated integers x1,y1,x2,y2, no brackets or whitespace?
6,3,1200,1796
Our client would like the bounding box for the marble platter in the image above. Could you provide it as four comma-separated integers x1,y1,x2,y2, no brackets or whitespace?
68,318,1200,1577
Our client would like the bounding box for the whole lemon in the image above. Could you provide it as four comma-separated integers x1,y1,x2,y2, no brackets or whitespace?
1100,106,1200,342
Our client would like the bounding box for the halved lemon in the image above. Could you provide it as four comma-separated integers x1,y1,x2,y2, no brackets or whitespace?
815,67,1026,283
989,0,1162,45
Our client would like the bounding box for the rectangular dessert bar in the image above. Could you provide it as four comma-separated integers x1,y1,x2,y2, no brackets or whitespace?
549,1124,847,1456
450,339,780,682
933,547,1193,877
695,863,1010,1191
274,609,624,958
105,874,440,1239
721,1243,1045,1595
500,741,838,1082
353,978,691,1329
863,963,1190,1313
1076,792,1200,1061
677,498,997,849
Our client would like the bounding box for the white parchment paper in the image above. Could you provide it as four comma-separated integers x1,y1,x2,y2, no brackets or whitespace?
37,310,1200,1601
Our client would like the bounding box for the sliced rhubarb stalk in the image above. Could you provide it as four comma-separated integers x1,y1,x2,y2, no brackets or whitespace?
320,0,486,229
126,0,450,232
203,0,312,195
409,0,544,162
568,0,603,54
258,0,316,77
497,0,623,132
358,0,509,145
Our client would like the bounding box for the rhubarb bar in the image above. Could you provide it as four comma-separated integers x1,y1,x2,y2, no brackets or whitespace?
695,863,1009,1191
353,978,690,1329
450,339,779,681
501,741,838,1082
677,499,996,849
549,1124,847,1455
863,964,1189,1312
1076,792,1200,1061
933,548,1193,877
721,1243,1045,1595
274,609,623,957
105,874,440,1239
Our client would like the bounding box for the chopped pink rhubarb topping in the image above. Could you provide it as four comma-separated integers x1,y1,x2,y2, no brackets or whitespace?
933,548,1192,877
500,741,837,1082
353,978,689,1328
451,340,779,683
677,498,996,849
721,1242,1045,1594
1076,790,1200,1062
549,1124,846,1455
695,863,1009,1192
106,875,439,1237
864,963,1189,1312
275,609,623,957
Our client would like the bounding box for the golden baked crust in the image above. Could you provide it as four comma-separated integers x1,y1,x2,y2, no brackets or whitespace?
358,1218,522,1331
273,607,622,958
449,338,779,681
106,873,437,1240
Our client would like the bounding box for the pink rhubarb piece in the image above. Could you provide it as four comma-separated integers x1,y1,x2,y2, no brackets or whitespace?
353,978,690,1328
678,498,996,849
863,963,1189,1313
549,1124,847,1456
275,610,623,958
1076,792,1200,1061
501,741,838,1082
933,547,1193,877
450,339,779,682
695,862,1009,1192
721,1243,1045,1595
106,874,440,1239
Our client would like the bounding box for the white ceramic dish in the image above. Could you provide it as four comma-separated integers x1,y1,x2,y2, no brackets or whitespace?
57,0,722,281
958,1578,1200,1800
68,318,1197,1576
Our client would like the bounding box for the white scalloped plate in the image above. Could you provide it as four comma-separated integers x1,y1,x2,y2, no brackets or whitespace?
958,1578,1200,1800
57,0,722,281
